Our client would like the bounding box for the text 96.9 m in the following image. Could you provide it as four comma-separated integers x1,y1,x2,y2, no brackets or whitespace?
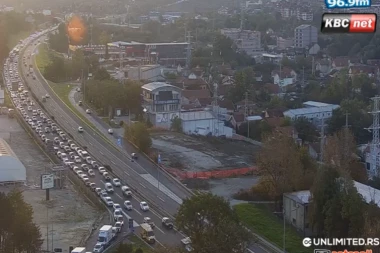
325,0,371,8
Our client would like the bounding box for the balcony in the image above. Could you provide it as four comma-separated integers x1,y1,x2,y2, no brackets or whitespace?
154,99,180,105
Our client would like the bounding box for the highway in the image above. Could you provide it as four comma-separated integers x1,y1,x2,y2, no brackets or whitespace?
13,29,273,253
9,32,186,250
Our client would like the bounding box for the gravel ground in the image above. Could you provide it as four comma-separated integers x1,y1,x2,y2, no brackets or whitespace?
151,132,259,171
0,115,101,252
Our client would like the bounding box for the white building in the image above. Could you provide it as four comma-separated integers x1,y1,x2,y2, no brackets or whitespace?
42,10,52,16
221,28,262,57
277,37,293,50
127,65,162,81
142,82,182,129
0,90,4,105
294,25,318,49
180,110,233,137
284,103,339,127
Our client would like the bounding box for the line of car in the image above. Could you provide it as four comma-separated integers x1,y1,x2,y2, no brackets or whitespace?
6,29,184,253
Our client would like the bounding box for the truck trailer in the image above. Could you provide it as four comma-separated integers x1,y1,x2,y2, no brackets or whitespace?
98,225,115,246
71,247,86,253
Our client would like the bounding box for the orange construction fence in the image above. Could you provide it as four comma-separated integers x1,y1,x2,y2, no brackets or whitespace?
164,167,257,180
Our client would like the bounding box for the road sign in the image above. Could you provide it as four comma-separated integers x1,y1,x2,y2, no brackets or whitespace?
158,154,161,163
41,174,54,189
117,137,122,147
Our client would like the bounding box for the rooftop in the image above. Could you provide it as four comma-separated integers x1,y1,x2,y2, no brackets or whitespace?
180,110,215,121
303,101,334,108
142,82,176,92
284,105,340,117
284,190,311,204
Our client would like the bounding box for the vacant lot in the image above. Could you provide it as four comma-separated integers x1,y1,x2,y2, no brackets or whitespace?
151,132,259,172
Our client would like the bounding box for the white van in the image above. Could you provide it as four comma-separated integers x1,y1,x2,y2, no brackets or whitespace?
105,183,114,193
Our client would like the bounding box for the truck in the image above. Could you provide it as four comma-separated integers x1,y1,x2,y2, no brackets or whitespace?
141,223,155,244
98,225,115,246
71,247,86,253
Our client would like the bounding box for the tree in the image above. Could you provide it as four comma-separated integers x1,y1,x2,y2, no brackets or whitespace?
293,117,319,143
256,132,315,208
134,248,144,253
175,193,252,253
327,99,372,144
124,122,152,152
229,67,255,103
0,190,42,253
238,120,272,141
310,167,365,241
170,116,182,132
94,68,111,81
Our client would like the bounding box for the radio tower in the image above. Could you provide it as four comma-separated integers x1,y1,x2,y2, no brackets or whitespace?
367,96,380,177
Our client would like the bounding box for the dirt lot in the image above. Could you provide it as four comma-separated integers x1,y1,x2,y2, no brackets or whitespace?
0,115,102,252
151,132,260,172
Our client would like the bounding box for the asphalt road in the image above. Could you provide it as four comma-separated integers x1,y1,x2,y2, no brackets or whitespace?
10,36,185,249
14,31,272,253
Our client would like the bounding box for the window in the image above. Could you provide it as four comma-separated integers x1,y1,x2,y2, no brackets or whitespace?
292,218,296,224
169,104,178,111
155,105,164,112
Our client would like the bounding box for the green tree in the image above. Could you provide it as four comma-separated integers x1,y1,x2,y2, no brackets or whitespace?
94,68,111,81
48,22,68,53
43,54,66,82
170,116,182,132
293,117,319,143
229,67,255,103
176,193,252,253
134,248,144,253
238,120,272,141
327,99,372,144
0,190,42,253
124,122,152,152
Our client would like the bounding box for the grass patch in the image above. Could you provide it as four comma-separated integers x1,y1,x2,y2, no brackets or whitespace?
4,90,13,108
234,203,312,253
35,44,51,73
128,234,153,252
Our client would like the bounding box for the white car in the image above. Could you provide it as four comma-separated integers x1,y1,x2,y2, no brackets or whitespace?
45,94,50,98
104,197,113,207
88,169,95,177
112,178,121,187
93,242,104,253
140,201,149,211
78,126,84,132
124,200,132,210
86,109,91,114
74,156,81,163
108,128,114,134
114,221,122,233
113,203,122,211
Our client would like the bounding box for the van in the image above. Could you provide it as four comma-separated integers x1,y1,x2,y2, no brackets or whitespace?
60,153,67,160
121,186,132,197
105,183,114,193
80,151,89,158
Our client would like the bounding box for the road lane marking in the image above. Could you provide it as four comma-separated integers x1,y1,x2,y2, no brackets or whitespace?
100,180,105,185
100,151,104,155
88,141,93,146
158,197,165,202
247,249,255,253
116,193,123,199
139,183,146,189
154,225,166,234
124,171,130,176
111,161,116,165
133,208,142,215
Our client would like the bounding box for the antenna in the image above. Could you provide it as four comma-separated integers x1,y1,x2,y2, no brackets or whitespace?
240,0,244,30
319,117,326,163
366,96,380,177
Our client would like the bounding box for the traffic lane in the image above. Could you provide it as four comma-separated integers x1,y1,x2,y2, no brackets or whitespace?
27,44,182,214
247,244,269,253
103,182,183,247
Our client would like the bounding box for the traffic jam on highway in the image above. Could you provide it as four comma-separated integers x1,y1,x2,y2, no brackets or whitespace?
3,28,191,253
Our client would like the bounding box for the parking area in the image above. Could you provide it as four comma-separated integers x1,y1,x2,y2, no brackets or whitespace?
151,132,259,172
0,115,102,252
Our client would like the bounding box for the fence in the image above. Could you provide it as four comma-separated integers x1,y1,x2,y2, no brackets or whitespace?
164,167,257,180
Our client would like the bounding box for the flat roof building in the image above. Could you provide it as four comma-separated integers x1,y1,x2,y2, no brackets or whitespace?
0,138,26,184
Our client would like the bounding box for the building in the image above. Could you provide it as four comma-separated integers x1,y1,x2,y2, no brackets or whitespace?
141,82,182,129
283,103,339,127
180,110,233,137
221,28,262,57
294,25,318,49
283,191,311,236
303,101,333,108
0,138,26,184
284,181,380,236
126,65,163,81
276,37,293,50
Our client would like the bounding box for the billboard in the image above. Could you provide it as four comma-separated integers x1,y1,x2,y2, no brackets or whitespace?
41,174,54,189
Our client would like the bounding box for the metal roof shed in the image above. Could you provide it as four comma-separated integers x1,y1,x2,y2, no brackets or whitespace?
0,139,26,183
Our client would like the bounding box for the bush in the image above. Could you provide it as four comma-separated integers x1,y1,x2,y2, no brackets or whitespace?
233,184,273,201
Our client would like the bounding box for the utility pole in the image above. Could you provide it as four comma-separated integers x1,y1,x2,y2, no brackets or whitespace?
302,66,305,93
185,32,192,69
244,92,249,138
240,0,244,31
319,117,326,163
344,112,350,161
312,56,315,76
90,24,93,47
